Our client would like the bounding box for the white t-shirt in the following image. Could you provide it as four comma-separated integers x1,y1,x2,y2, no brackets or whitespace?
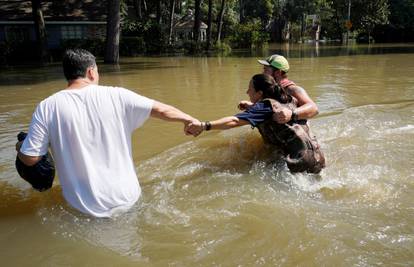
20,85,154,217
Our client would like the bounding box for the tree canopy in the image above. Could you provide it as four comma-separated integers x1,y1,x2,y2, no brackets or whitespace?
2,0,412,64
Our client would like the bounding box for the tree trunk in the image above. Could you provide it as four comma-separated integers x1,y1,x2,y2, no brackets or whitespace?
176,0,182,14
193,0,202,42
31,0,50,63
285,21,291,41
206,0,213,49
272,17,285,42
143,0,147,14
216,0,226,43
239,0,244,23
156,0,162,24
300,13,305,43
104,0,120,63
168,0,175,45
134,0,142,20
333,5,344,42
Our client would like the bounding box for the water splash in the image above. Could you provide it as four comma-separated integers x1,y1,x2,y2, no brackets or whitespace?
7,102,412,265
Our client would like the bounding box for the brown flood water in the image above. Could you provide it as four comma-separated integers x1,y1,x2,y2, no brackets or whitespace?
0,43,413,266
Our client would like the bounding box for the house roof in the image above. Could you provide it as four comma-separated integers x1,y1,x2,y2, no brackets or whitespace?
0,0,107,22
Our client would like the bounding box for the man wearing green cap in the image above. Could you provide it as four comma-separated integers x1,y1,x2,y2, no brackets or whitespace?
256,54,319,123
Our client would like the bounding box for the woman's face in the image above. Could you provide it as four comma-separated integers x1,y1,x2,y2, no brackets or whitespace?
246,80,263,103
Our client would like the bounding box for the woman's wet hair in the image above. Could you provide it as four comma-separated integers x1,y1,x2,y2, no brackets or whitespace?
62,49,96,81
251,74,291,103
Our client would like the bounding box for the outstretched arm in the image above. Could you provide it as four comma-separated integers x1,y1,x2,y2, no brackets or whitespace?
186,116,249,136
208,116,250,130
150,101,200,135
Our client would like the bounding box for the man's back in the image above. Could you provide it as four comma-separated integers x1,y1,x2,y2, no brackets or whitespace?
21,85,153,217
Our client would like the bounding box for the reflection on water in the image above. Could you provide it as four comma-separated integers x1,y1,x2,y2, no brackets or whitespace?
0,44,413,266
234,42,414,58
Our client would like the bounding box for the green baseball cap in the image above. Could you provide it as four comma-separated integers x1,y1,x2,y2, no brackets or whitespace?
258,54,290,72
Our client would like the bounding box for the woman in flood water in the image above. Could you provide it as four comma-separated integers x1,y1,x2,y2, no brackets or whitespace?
186,74,325,173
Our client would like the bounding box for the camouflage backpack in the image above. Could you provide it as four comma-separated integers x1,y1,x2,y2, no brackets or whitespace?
256,99,326,174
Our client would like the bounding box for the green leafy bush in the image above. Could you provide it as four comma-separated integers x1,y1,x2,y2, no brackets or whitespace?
122,19,166,54
228,20,269,49
143,23,167,53
213,41,232,54
120,36,146,56
121,19,152,37
182,40,204,54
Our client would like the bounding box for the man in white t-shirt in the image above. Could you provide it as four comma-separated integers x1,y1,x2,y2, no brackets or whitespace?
16,49,200,217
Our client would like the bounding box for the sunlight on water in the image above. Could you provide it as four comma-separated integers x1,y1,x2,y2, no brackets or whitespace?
21,101,412,266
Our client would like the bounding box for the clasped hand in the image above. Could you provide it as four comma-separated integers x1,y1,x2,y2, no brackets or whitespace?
184,120,204,137
237,100,253,111
273,106,292,123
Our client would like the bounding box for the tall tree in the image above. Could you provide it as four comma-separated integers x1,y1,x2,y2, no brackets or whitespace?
176,0,182,13
31,0,50,63
133,0,142,20
143,0,148,14
353,0,389,43
206,0,213,49
386,0,414,41
168,0,176,44
156,0,162,24
270,0,288,42
105,0,121,63
328,0,349,41
217,0,226,42
239,0,245,23
242,0,273,25
193,0,202,42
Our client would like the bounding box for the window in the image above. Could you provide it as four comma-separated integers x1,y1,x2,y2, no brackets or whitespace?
85,25,105,39
5,26,30,42
61,25,83,39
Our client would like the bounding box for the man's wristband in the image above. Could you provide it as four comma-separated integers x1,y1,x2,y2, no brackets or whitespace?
205,121,212,131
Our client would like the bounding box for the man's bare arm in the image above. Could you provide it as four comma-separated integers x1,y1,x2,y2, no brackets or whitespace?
16,141,42,166
151,101,197,123
286,85,319,119
150,101,200,136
